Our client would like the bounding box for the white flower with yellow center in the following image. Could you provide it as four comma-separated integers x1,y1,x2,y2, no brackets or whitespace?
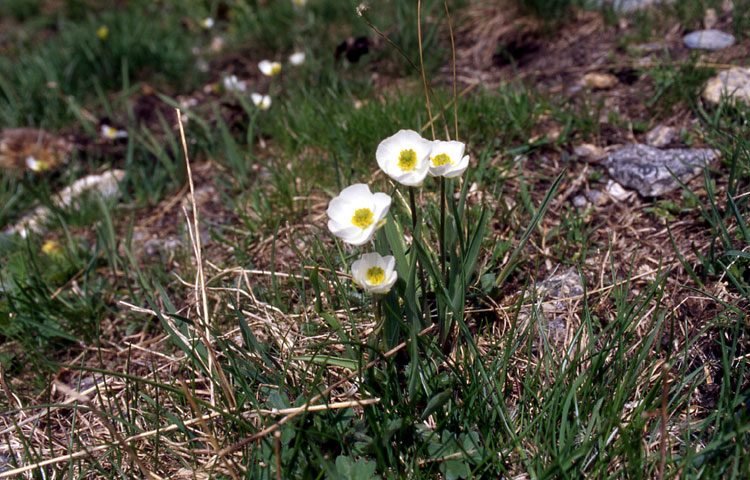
25,156,50,172
251,92,272,110
327,184,391,246
101,124,128,140
293,0,308,6
258,60,282,77
375,129,432,186
427,139,469,178
289,51,306,66
200,17,215,29
351,252,397,294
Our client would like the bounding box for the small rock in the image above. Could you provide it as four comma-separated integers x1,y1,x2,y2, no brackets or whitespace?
606,144,719,197
573,143,605,159
5,170,126,237
605,179,633,201
586,190,607,206
515,268,584,346
582,72,618,90
645,125,677,147
572,195,589,208
704,8,718,29
703,67,750,105
683,29,735,50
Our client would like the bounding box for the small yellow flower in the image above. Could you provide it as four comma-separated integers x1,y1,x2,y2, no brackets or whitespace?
97,26,109,40
293,0,308,6
42,240,60,255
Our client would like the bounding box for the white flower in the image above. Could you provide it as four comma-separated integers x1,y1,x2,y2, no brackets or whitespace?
289,51,306,66
427,140,470,178
200,17,215,29
327,184,391,246
251,92,272,110
351,252,397,294
210,36,226,52
223,75,247,93
101,124,128,140
25,156,49,172
375,129,432,186
258,60,282,76
293,0,308,6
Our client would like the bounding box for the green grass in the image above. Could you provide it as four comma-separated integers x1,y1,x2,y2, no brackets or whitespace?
0,0,748,478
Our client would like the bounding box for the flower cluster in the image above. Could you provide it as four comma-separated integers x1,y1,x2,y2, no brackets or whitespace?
376,129,469,186
326,129,470,294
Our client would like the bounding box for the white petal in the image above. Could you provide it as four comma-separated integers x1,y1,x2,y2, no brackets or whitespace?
289,52,305,65
443,155,470,178
371,192,392,220
251,93,263,105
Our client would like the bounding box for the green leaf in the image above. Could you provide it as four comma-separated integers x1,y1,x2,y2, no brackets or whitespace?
421,390,452,420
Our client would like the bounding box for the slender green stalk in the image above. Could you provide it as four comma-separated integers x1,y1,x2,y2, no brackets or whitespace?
444,0,458,141
417,0,435,141
439,176,446,280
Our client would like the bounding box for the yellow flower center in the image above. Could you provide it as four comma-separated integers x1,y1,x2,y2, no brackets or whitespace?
431,153,452,167
366,266,385,285
97,26,109,40
398,149,418,172
270,63,282,76
42,240,60,254
351,208,374,228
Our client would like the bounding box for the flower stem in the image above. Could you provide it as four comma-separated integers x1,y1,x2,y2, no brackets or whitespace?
439,176,446,280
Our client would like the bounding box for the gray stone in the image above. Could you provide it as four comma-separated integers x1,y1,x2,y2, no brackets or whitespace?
645,125,677,147
606,144,719,197
703,67,750,105
572,195,589,208
683,30,735,50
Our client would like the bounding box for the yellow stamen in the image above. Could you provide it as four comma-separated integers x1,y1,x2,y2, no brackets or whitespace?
270,63,282,76
398,149,417,172
97,26,109,40
351,208,374,228
431,153,452,167
366,266,385,284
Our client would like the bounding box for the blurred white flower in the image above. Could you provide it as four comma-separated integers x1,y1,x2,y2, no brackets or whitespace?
25,156,49,172
427,139,469,178
223,75,247,93
258,60,282,76
210,36,226,52
289,51,306,66
327,183,391,246
375,129,432,186
200,17,215,29
251,92,272,110
293,0,308,6
351,252,397,294
101,124,128,140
